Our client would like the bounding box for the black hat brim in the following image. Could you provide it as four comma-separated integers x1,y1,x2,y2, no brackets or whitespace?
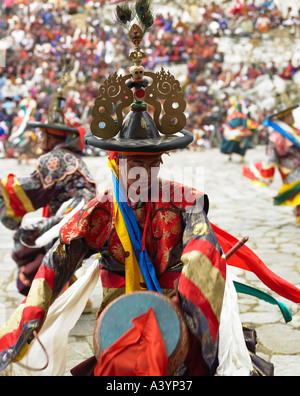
84,129,194,152
27,121,79,134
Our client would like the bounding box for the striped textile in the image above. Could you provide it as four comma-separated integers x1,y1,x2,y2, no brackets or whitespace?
1,174,35,221
0,263,54,370
274,180,300,206
176,212,226,371
242,162,276,184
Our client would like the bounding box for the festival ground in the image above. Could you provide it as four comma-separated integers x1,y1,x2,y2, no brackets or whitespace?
1,145,300,376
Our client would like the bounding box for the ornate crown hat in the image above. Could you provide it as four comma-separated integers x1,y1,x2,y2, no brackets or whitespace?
27,59,80,139
84,0,193,153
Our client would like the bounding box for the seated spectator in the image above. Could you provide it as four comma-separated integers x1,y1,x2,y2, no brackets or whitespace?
256,10,271,33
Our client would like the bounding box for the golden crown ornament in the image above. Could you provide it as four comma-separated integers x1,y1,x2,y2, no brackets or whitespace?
86,0,193,153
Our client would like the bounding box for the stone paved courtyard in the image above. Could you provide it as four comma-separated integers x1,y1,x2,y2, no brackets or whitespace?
0,146,300,376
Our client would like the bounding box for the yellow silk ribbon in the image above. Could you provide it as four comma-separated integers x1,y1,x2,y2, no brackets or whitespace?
277,180,300,206
107,157,146,293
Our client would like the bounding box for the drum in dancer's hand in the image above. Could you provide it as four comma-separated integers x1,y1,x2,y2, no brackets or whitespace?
93,291,189,375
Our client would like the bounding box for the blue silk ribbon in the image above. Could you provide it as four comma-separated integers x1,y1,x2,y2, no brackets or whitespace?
264,117,300,150
111,171,162,293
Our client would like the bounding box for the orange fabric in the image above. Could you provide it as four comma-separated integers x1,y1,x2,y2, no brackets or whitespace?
94,308,168,376
42,204,50,218
121,152,165,156
109,151,165,159
77,126,86,152
41,127,70,137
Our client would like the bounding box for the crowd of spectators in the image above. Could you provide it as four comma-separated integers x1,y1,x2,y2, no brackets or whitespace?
194,1,300,37
0,0,299,156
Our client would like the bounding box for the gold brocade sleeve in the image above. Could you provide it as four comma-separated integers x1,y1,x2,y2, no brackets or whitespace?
0,237,92,370
44,237,92,300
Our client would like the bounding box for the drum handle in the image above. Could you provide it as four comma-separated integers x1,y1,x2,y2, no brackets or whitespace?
225,236,249,261
16,330,49,372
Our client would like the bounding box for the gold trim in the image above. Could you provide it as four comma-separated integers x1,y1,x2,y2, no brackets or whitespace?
26,278,53,312
181,250,225,321
144,69,186,135
91,73,133,139
0,303,26,339
90,1,187,141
